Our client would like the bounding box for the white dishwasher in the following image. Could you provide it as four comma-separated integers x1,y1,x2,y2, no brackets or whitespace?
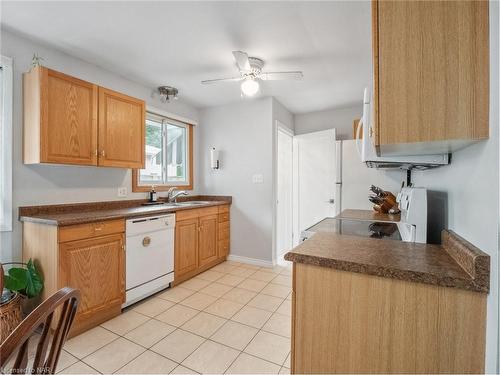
124,214,175,307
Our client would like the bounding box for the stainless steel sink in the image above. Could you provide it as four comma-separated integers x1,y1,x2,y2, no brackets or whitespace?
168,201,212,206
178,201,213,205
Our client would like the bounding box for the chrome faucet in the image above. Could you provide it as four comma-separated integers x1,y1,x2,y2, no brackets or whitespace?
167,187,189,203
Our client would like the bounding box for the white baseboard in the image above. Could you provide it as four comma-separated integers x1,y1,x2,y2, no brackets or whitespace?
227,254,275,268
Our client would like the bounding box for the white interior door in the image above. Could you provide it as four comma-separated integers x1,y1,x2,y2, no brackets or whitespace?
294,129,337,234
276,126,294,257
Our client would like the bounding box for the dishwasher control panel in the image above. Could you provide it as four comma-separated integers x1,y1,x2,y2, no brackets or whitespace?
126,214,175,236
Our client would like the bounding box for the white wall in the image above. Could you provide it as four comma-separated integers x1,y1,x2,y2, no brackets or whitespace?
0,30,200,262
413,2,499,371
272,98,294,132
198,98,275,264
294,104,362,139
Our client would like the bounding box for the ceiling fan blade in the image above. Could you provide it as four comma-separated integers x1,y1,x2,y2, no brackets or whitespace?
201,77,243,85
260,71,304,81
232,51,251,72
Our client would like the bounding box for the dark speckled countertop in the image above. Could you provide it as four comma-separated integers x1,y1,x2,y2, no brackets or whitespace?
285,210,489,293
19,195,231,226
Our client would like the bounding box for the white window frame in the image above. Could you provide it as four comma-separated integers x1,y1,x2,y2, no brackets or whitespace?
133,110,193,192
0,56,13,232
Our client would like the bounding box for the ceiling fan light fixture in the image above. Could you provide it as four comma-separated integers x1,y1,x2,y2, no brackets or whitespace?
241,77,259,97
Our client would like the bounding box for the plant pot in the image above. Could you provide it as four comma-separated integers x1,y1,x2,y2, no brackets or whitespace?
20,294,42,317
0,292,22,343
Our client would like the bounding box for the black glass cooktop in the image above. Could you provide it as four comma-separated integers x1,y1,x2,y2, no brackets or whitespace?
305,218,402,241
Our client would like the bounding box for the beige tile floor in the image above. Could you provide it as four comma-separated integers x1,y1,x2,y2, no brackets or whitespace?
57,260,292,374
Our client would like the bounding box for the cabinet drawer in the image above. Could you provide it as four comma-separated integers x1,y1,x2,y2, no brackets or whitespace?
59,219,125,243
176,206,218,221
218,205,230,214
218,212,230,223
218,222,230,240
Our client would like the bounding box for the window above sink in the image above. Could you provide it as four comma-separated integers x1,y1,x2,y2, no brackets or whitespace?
132,111,193,192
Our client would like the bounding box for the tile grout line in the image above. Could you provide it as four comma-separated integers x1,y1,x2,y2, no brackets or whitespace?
70,262,291,374
168,264,289,371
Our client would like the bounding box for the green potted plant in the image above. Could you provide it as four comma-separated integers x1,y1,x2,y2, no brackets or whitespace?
1,260,44,341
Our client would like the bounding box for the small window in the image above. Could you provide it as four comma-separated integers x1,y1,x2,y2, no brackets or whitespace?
133,112,193,191
0,56,13,231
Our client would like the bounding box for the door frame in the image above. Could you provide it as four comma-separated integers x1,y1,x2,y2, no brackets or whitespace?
272,121,294,265
293,128,337,246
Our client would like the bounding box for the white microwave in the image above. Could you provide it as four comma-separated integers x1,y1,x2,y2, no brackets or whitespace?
355,88,449,170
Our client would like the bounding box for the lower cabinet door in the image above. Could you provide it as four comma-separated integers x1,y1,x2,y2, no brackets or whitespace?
198,214,218,267
175,218,199,277
58,233,125,329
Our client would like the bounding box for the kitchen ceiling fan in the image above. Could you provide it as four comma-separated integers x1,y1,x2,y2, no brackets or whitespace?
201,51,303,97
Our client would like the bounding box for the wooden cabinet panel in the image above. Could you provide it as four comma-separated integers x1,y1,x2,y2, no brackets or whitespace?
373,0,489,155
218,212,230,223
176,206,218,221
58,233,124,333
174,206,230,284
24,67,98,165
59,219,125,243
218,221,230,240
175,218,199,278
218,239,229,259
218,205,230,214
24,67,146,168
198,214,218,267
98,87,145,168
291,263,486,374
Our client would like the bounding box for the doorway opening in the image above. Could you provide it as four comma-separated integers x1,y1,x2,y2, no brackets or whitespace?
292,128,339,245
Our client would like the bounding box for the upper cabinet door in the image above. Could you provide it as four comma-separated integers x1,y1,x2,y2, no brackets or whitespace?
98,87,145,169
373,0,489,156
24,67,98,165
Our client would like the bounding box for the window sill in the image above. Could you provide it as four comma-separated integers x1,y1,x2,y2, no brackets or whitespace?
131,183,193,193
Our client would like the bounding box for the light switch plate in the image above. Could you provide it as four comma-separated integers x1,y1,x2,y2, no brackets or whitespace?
252,174,264,184
118,187,127,197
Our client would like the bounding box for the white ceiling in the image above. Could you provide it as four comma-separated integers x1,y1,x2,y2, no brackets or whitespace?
1,1,372,114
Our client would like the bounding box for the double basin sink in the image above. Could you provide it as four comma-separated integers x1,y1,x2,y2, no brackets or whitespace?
159,201,213,208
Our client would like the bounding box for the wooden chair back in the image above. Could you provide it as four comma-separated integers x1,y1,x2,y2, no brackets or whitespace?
0,287,80,374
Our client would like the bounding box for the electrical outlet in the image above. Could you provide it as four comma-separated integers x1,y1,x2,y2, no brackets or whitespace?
252,174,264,184
117,187,127,197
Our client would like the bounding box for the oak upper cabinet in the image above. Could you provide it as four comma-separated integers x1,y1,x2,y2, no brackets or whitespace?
175,217,199,278
98,87,145,168
373,0,489,155
24,67,98,165
23,66,145,168
198,214,218,267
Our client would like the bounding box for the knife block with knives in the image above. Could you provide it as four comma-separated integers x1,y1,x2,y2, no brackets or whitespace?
369,185,400,214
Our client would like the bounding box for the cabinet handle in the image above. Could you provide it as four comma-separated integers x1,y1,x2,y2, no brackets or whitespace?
100,150,106,157
94,149,98,156
94,225,103,231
